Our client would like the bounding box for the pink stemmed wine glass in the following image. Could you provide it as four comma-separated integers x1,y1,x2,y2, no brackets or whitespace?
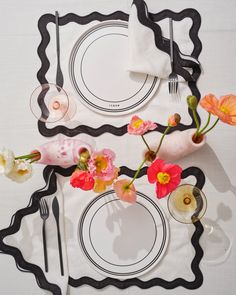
30,83,76,123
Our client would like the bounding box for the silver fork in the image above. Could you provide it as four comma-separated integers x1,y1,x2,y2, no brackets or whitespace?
168,18,179,96
39,198,49,272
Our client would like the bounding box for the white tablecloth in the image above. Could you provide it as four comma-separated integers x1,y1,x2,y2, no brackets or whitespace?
0,0,236,295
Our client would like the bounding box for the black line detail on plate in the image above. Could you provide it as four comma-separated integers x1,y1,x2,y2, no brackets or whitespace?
0,164,204,294
37,0,202,137
87,199,158,268
68,21,158,112
80,192,166,275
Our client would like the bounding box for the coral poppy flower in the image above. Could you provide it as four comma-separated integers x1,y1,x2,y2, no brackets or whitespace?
128,115,157,135
70,170,95,190
168,113,181,127
88,149,117,182
113,179,137,203
199,93,218,115
200,94,236,125
147,159,182,199
215,94,236,125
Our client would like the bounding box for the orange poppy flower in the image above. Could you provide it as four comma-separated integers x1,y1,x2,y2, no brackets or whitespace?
215,94,236,125
200,94,236,125
199,93,218,115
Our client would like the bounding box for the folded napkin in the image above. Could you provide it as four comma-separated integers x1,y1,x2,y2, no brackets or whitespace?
128,0,200,81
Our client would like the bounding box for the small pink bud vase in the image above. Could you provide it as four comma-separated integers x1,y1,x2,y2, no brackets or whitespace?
33,138,93,168
144,129,206,164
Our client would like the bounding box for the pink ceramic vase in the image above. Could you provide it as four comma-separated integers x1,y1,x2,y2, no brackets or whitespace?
145,129,206,163
33,138,93,168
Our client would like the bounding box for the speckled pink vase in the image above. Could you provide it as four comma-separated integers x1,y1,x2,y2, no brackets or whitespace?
144,129,206,164
157,129,206,162
33,138,93,168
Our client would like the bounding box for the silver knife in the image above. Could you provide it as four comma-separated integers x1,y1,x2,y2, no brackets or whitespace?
55,11,64,88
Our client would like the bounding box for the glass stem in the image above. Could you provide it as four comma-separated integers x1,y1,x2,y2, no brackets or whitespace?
141,135,151,152
154,126,171,156
202,118,219,135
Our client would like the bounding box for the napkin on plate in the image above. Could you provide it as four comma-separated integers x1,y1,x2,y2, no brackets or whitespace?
128,0,201,81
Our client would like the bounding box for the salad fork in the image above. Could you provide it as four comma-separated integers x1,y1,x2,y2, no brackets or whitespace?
39,198,49,272
168,18,179,97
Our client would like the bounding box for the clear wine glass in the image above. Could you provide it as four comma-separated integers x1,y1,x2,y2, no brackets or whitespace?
30,83,76,123
168,184,232,264
167,184,207,224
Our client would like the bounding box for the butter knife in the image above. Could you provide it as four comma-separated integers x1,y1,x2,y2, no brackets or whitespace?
52,196,64,276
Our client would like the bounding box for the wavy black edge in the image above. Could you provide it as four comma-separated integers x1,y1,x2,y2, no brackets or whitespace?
36,0,202,138
0,165,205,294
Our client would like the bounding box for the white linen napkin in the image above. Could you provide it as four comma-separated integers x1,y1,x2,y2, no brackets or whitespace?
128,0,200,81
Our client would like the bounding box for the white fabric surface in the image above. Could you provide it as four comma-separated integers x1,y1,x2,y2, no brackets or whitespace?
0,1,236,295
62,176,196,283
128,2,198,80
4,178,69,294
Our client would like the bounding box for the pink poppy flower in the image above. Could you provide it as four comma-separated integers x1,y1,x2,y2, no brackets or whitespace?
113,179,137,203
128,115,157,135
70,170,95,190
147,159,182,199
88,149,117,182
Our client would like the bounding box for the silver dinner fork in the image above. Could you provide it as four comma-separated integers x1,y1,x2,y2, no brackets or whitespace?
168,18,179,97
39,198,49,272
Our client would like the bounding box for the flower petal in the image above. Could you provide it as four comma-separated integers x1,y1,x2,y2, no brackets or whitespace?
199,94,218,115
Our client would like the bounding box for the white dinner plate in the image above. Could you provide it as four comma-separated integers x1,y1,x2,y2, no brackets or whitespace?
78,190,169,279
69,21,160,115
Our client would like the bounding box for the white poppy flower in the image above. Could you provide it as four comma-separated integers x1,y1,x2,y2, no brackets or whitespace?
7,160,33,183
0,148,15,175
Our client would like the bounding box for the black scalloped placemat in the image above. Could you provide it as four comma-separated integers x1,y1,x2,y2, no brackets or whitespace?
37,0,202,138
0,165,205,295
0,1,204,294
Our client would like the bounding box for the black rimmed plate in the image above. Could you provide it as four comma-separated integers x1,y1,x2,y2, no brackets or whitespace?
69,21,160,115
78,190,169,279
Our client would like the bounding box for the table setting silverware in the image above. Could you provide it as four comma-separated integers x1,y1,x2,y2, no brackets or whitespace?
168,18,179,98
52,196,64,276
55,11,64,88
39,198,49,272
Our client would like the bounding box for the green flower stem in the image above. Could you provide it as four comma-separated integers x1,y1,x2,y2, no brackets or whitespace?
128,157,147,187
15,152,40,160
192,109,200,135
154,126,171,156
198,113,211,135
141,135,151,152
202,118,219,135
